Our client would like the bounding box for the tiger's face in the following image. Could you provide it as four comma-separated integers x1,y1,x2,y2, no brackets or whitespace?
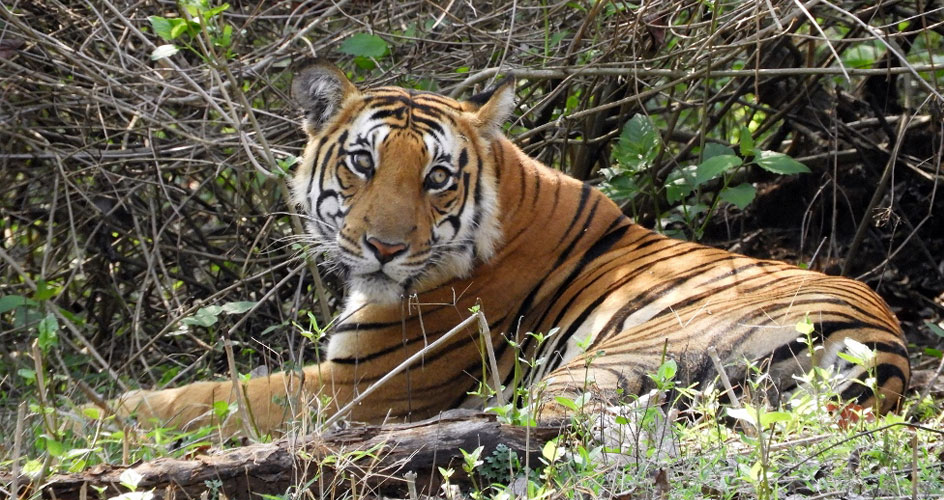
291,63,514,306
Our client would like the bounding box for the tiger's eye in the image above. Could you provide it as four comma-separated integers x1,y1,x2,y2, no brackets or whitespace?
350,151,373,174
425,167,452,190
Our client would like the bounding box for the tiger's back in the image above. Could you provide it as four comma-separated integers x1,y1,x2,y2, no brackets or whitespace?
110,63,909,432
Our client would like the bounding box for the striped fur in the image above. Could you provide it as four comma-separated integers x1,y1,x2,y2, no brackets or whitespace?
113,64,909,433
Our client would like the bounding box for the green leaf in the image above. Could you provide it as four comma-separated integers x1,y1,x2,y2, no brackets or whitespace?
33,280,61,301
43,435,64,457
151,44,180,61
182,0,200,17
460,445,484,473
657,359,677,381
663,165,697,204
0,295,33,314
169,19,191,40
926,321,944,338
352,55,377,70
795,315,815,335
182,305,223,327
221,301,257,314
703,142,735,160
213,400,235,420
554,395,579,411
37,312,59,351
726,407,757,426
842,337,876,365
694,155,742,186
613,114,661,171
148,16,174,41
758,410,791,427
438,466,454,480
542,439,565,462
22,459,43,478
203,3,230,19
754,150,810,175
218,24,233,49
276,155,298,174
548,30,570,48
82,407,102,419
119,468,144,491
64,447,96,459
338,33,389,58
720,183,756,209
738,127,754,157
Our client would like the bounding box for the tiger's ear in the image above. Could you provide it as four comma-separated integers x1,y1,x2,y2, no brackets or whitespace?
292,61,359,136
463,76,516,138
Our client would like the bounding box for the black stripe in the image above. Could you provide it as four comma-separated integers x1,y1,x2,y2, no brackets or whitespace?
412,115,446,136
334,320,403,333
557,183,592,246
369,108,406,122
306,136,330,197
840,363,908,403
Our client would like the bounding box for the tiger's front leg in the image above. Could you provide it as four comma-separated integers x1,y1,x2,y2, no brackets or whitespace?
109,362,351,436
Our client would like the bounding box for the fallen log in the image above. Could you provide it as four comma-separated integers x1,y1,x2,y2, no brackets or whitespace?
10,411,562,499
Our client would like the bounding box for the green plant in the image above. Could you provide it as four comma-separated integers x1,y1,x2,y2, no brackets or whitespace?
460,445,486,496
484,328,556,427
338,33,391,72
148,0,234,61
603,115,810,240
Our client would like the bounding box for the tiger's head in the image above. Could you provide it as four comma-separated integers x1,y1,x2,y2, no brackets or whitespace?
290,62,514,306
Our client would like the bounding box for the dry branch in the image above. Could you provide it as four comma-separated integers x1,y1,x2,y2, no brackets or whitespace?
13,412,560,500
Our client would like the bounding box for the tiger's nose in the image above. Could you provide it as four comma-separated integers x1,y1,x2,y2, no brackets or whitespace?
365,236,408,264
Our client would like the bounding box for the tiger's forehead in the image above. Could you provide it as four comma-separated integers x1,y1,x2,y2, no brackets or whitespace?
343,87,468,153
349,87,466,134
364,86,466,111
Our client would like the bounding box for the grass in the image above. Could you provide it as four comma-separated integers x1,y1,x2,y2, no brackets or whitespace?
445,367,944,500
6,317,944,499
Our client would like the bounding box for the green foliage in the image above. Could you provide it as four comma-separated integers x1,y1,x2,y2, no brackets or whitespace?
455,322,944,500
338,33,389,58
148,0,233,61
181,300,258,328
483,328,557,427
604,114,810,240
338,33,390,71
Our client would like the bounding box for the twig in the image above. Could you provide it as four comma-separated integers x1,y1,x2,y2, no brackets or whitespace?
477,308,505,407
448,64,943,97
841,90,914,276
220,260,308,439
11,402,26,499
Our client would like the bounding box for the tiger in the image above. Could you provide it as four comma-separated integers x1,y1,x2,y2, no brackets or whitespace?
108,61,910,434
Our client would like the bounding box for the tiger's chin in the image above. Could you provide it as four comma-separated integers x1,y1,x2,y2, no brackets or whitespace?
342,252,480,312
345,274,408,309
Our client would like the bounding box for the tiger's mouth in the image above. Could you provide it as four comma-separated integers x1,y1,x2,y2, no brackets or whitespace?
360,270,397,283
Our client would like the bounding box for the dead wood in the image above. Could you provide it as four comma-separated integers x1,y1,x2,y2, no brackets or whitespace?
9,411,561,500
